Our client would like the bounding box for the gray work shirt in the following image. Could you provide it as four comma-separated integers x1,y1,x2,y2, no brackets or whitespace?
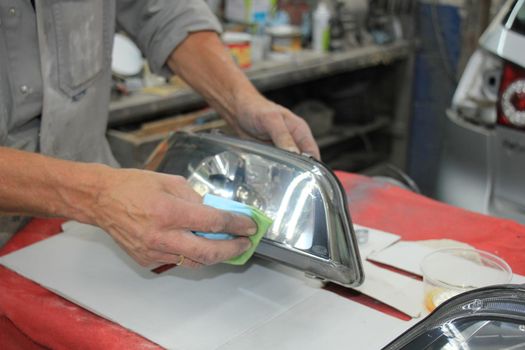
0,0,221,246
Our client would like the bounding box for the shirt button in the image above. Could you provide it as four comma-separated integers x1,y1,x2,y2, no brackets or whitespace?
9,8,16,16
20,85,30,94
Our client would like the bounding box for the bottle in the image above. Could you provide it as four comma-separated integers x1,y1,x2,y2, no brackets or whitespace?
313,1,330,53
251,12,269,63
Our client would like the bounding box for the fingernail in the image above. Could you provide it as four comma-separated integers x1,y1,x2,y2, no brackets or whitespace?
285,146,300,154
246,226,257,235
242,239,252,251
234,214,257,235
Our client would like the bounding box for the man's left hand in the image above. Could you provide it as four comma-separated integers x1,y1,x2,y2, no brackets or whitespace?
231,92,320,160
168,32,320,160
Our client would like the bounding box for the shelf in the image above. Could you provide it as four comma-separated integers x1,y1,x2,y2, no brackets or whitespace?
316,116,391,149
108,40,415,127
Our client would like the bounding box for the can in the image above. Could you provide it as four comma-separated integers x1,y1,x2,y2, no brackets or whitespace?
222,32,252,69
266,25,302,53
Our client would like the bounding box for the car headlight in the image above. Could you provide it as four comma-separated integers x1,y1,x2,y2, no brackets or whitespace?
151,132,364,287
382,284,525,350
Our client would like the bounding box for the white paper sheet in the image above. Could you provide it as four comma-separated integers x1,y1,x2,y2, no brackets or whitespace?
219,290,417,350
0,222,413,350
352,261,423,318
368,241,434,276
0,223,319,350
368,240,521,284
365,240,524,314
349,226,423,318
512,274,525,284
353,224,401,258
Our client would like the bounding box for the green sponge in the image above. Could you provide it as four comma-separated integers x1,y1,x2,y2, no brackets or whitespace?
194,194,273,265
226,205,273,265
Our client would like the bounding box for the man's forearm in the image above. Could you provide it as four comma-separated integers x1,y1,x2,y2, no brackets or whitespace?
0,147,110,222
166,30,321,159
167,31,258,125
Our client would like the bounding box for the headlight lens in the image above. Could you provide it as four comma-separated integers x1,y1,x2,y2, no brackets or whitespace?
152,132,364,287
382,284,525,350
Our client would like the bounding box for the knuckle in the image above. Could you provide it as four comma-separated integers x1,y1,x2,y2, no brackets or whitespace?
134,243,148,256
164,174,187,189
297,118,309,129
135,250,153,265
144,250,159,261
143,233,161,249
171,175,185,183
148,202,171,225
136,256,151,267
268,110,282,118
209,213,231,233
182,213,200,229
197,254,213,265
195,248,221,265
281,107,293,116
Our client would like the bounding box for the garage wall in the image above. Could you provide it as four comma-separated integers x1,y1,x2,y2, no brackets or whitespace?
408,1,462,196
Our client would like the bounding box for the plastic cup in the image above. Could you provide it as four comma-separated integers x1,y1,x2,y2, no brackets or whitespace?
420,248,512,312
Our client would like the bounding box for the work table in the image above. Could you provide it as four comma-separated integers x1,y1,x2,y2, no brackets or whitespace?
1,171,523,349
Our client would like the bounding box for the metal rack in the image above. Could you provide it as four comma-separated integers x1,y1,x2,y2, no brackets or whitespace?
108,40,414,127
108,39,416,171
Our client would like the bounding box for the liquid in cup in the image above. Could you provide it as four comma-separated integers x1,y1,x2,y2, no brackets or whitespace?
420,248,512,312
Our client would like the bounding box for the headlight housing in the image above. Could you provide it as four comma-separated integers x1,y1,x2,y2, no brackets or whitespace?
383,284,525,350
151,132,364,287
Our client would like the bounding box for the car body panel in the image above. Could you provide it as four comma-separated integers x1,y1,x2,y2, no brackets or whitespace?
480,0,525,68
436,0,525,224
490,126,525,222
436,110,493,214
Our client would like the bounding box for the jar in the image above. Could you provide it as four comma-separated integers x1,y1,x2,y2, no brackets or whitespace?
266,25,302,53
222,32,252,69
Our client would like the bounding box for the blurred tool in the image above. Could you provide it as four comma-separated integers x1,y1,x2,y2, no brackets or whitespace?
336,0,370,48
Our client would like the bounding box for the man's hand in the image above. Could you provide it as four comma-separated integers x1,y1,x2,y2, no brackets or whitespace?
168,32,320,160
231,92,320,159
0,147,256,268
91,169,256,268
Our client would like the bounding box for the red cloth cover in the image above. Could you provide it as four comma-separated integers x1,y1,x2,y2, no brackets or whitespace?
0,172,524,349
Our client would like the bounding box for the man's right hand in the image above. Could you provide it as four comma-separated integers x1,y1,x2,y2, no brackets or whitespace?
90,168,256,268
0,148,254,268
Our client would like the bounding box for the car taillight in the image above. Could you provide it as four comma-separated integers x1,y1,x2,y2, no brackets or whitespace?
498,61,525,129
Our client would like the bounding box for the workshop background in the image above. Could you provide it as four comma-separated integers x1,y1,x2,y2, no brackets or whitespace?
108,0,523,224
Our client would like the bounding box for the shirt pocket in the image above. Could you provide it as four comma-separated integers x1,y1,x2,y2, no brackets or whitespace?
51,0,113,98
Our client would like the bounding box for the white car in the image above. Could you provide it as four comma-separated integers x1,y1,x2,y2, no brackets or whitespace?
436,0,525,224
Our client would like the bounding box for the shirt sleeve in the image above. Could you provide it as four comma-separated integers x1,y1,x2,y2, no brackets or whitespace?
116,0,222,77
